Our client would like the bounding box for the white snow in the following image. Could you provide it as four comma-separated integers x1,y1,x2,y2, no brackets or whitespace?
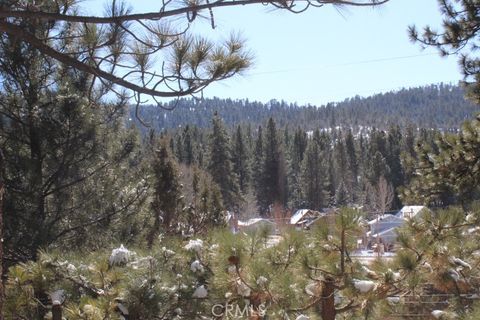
185,239,204,253
296,315,310,320
396,206,426,219
66,263,77,274
466,213,476,222
450,257,472,270
256,276,268,286
227,265,237,274
192,285,208,298
353,279,376,293
50,290,65,306
448,269,460,281
387,268,401,281
290,209,310,225
305,282,318,296
109,244,134,266
128,256,156,270
162,247,176,258
190,260,205,273
238,218,274,227
387,296,400,305
431,310,446,319
237,280,251,297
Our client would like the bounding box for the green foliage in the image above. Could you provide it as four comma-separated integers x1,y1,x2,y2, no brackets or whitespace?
402,116,480,206
207,113,241,209
148,139,183,243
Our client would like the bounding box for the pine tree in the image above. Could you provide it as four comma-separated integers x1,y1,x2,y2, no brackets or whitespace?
401,117,480,206
257,118,283,215
182,125,194,165
252,125,264,199
345,130,359,196
288,128,308,209
207,114,241,209
1,41,147,260
147,140,183,247
232,125,250,194
334,137,353,204
301,138,330,210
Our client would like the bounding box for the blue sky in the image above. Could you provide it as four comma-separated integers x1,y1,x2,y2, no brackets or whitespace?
87,0,463,105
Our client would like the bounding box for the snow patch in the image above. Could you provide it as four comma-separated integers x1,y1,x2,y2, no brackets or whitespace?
192,285,208,298
185,239,204,253
190,260,205,273
353,279,376,293
109,245,134,266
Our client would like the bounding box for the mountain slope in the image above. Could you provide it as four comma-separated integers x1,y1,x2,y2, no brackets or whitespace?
130,83,479,132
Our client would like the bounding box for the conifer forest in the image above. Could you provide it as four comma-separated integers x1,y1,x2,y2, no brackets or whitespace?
4,1,480,320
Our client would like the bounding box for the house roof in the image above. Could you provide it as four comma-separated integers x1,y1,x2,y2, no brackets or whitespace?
238,218,274,227
369,227,399,238
290,209,311,225
290,209,325,225
396,206,426,219
367,214,404,225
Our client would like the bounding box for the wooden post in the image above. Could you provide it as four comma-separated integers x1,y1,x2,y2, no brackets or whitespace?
321,277,336,320
50,290,65,320
52,304,62,320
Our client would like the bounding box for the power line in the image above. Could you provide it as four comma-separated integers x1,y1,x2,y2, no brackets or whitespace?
249,52,438,76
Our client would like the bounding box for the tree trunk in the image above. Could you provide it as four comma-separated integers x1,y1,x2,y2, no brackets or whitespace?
0,148,5,320
52,305,62,320
321,277,336,320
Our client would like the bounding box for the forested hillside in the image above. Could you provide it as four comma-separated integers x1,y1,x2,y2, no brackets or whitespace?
130,83,478,132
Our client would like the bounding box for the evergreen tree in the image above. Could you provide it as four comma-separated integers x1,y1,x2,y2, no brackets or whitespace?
257,118,283,214
232,125,250,194
334,137,353,204
345,130,359,196
252,125,264,198
147,140,183,247
207,114,241,209
401,117,480,206
288,128,308,209
1,37,146,261
182,125,194,165
386,125,404,208
335,181,350,207
301,138,330,210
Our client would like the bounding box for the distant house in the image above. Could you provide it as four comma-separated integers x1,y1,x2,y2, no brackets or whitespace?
396,205,427,219
361,205,429,252
367,214,405,235
290,209,325,228
238,218,276,233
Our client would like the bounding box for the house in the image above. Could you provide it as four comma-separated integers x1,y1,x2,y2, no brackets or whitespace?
367,214,405,235
290,209,325,228
238,218,276,233
396,205,427,219
361,205,429,252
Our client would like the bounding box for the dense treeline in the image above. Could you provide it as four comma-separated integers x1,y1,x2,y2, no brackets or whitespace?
162,114,445,217
130,83,478,132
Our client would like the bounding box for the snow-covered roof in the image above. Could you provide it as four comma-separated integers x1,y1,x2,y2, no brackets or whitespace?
238,218,274,227
396,206,426,219
290,209,324,225
370,227,398,238
290,209,310,225
367,214,404,225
